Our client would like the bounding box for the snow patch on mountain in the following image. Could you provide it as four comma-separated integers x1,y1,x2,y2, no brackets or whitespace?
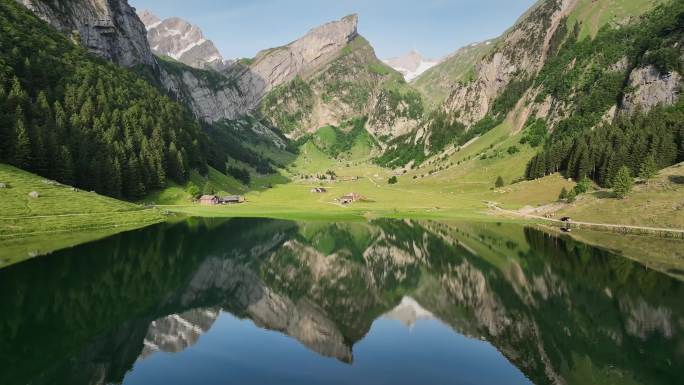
384,50,438,81
137,9,226,69
383,296,434,328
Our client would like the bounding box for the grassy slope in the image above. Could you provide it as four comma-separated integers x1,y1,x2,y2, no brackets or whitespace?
0,164,163,267
557,163,684,228
412,41,494,107
568,0,666,40
162,107,683,232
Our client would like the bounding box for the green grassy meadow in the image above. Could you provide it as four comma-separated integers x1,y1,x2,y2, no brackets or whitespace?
155,118,571,221
0,164,165,267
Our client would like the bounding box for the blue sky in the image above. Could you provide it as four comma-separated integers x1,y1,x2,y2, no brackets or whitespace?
130,0,537,60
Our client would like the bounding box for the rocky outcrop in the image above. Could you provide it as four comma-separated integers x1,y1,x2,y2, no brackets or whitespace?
159,64,262,122
621,65,681,115
443,0,579,126
258,34,423,140
16,0,155,68
620,297,674,340
138,10,226,69
250,14,358,94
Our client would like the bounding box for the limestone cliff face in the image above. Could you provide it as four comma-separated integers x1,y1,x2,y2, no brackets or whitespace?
158,63,261,122
442,0,578,126
621,65,681,115
16,0,155,68
251,14,359,94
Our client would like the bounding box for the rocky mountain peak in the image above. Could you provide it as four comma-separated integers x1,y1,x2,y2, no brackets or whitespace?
137,9,161,28
249,14,359,92
137,10,225,69
157,13,364,126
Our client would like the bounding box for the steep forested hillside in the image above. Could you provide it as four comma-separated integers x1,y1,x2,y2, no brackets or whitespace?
376,0,682,185
526,0,684,185
0,0,212,199
376,0,570,168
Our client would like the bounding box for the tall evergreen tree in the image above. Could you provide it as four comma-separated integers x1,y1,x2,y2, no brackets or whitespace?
12,106,31,168
639,155,658,181
612,166,634,199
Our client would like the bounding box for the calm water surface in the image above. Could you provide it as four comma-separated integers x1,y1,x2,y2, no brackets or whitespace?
1,218,682,385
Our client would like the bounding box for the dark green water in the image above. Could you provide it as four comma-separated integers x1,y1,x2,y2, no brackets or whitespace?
0,218,682,385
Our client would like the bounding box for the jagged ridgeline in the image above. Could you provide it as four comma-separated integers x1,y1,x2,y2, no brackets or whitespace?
256,34,424,142
0,0,215,199
376,0,569,169
157,13,425,162
376,0,683,176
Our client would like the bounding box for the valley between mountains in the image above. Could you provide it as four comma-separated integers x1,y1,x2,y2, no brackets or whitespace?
1,0,683,266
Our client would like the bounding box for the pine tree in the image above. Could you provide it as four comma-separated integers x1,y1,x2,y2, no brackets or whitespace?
612,166,634,199
109,157,123,198
558,187,568,201
566,188,577,203
495,176,505,188
124,155,145,198
574,176,591,194
638,154,658,181
12,107,31,168
55,146,74,185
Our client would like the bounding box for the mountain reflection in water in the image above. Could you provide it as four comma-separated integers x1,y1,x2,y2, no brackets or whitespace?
0,218,682,385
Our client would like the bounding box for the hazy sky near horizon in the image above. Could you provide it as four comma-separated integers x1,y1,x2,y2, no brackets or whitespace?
130,0,537,60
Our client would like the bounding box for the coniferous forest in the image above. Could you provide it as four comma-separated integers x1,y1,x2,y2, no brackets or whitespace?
0,1,210,198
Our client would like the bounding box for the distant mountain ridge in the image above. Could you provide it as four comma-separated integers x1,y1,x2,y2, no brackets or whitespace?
412,40,494,106
383,50,438,81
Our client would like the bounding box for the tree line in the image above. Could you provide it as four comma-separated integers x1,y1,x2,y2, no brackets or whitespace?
526,102,684,185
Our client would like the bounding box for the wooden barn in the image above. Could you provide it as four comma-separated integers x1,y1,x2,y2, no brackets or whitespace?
199,195,219,205
220,195,244,204
339,192,363,204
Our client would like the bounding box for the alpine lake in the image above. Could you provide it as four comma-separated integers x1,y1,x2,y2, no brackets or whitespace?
1,218,682,385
